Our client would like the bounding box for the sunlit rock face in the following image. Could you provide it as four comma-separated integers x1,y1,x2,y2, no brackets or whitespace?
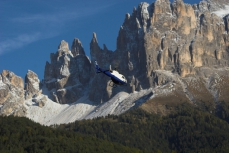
1,0,229,121
88,0,229,104
0,70,26,116
119,0,229,78
41,0,229,104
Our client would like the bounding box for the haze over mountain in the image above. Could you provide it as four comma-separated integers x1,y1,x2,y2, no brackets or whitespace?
1,0,229,125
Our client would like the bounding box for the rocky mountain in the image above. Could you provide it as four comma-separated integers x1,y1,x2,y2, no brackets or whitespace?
1,0,229,125
44,39,91,104
0,70,26,116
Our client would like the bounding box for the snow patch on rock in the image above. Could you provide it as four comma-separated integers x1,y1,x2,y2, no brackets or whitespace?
212,5,229,18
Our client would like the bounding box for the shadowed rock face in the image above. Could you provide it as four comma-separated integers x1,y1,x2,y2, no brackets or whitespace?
44,40,91,104
71,38,85,56
24,70,40,100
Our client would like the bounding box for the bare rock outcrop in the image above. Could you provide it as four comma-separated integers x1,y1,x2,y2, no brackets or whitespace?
86,0,229,104
44,40,91,104
35,0,229,106
24,70,40,100
71,38,85,56
32,96,47,108
0,70,26,116
1,0,229,119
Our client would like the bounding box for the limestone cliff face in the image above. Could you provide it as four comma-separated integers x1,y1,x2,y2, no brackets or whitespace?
1,0,229,119
117,0,229,80
71,38,85,56
42,0,229,104
88,0,229,104
24,70,40,100
0,70,26,116
44,39,91,104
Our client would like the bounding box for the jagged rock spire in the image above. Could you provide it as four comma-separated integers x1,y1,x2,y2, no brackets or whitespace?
71,38,85,57
24,70,40,100
91,32,98,44
90,32,100,61
44,37,91,104
58,40,69,51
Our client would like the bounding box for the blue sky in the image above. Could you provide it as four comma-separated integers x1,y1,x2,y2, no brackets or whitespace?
0,0,200,80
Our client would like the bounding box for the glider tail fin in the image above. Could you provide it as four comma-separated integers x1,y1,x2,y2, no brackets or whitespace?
95,61,101,73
